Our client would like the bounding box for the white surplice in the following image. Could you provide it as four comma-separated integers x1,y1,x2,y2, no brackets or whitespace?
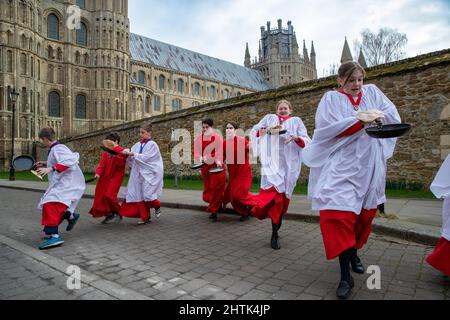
38,144,86,213
430,154,450,241
251,114,311,199
303,84,401,214
124,140,164,203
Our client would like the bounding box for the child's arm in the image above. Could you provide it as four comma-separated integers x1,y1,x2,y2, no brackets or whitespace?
94,152,108,178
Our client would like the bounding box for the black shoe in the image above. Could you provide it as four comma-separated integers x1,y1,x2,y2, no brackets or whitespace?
209,214,218,222
218,206,225,213
137,219,151,225
101,213,116,225
351,256,365,274
239,215,250,222
336,277,354,300
66,213,80,232
271,235,280,250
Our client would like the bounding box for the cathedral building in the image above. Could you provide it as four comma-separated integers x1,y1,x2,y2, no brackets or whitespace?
0,2,315,170
0,0,130,168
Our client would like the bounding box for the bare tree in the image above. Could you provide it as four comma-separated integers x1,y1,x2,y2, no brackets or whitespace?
322,63,339,77
354,28,408,67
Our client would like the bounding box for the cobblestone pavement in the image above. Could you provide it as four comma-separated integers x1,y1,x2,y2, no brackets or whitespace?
0,244,117,300
0,188,449,300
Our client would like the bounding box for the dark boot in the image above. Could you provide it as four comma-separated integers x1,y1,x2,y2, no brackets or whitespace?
277,215,283,231
239,215,250,222
271,222,280,250
378,203,386,215
247,206,253,217
209,213,218,222
336,248,355,299
101,212,117,224
350,248,365,274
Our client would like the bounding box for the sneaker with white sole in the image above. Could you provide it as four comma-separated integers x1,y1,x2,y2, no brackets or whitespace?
155,208,161,218
39,237,64,250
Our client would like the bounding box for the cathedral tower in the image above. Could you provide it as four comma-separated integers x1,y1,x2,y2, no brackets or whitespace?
245,19,317,88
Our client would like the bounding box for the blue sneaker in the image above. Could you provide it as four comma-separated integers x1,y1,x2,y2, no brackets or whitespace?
66,213,80,232
39,237,64,250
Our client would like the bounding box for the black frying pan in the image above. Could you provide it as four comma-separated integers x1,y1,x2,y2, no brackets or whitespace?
366,123,412,139
12,155,36,171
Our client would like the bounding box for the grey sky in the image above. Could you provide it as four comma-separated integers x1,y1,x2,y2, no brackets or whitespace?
129,0,450,77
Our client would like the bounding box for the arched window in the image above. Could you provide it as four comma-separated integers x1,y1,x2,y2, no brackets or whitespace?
48,91,60,117
138,71,145,85
172,99,182,111
21,35,27,49
194,82,200,96
47,14,59,40
209,85,216,99
7,51,13,72
144,95,150,113
223,89,230,99
75,52,81,64
192,101,200,107
48,46,54,59
76,22,87,47
237,91,242,97
177,79,184,94
154,96,161,111
20,53,27,75
159,75,165,90
75,94,86,119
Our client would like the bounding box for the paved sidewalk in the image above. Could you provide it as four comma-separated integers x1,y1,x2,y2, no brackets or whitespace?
0,179,443,245
0,235,150,300
0,188,449,300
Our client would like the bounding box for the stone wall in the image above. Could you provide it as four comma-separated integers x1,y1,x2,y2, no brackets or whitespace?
37,49,450,190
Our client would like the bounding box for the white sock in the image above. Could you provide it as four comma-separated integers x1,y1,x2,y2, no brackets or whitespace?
52,234,60,239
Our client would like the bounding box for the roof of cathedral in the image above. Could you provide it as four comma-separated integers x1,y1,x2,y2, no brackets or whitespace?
130,33,271,92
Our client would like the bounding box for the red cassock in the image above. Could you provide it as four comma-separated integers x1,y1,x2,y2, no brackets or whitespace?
247,187,290,224
320,117,376,260
119,199,161,222
426,238,450,277
320,209,377,260
194,133,226,214
222,136,253,216
42,202,69,227
41,164,71,227
89,152,126,218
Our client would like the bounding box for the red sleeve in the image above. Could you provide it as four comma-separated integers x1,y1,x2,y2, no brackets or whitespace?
95,152,108,175
295,138,305,149
336,121,364,139
54,164,70,173
113,145,124,153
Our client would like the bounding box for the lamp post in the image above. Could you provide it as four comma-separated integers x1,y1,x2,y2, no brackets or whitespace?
9,88,19,181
